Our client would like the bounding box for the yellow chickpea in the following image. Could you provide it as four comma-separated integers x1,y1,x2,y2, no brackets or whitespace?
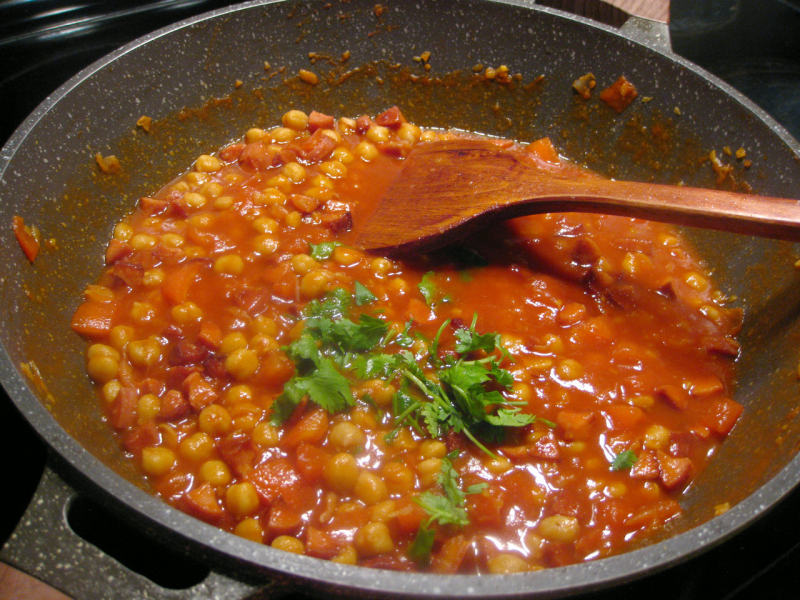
328,421,366,451
360,379,395,407
382,463,415,495
271,535,305,554
538,514,580,543
225,348,259,380
319,160,347,178
300,269,333,299
127,339,161,367
195,154,222,172
330,246,360,266
129,233,156,250
179,432,214,462
234,518,264,543
109,325,133,350
418,440,447,459
183,192,207,209
355,141,378,161
396,122,421,144
283,162,306,184
141,447,176,476
644,424,671,450
254,235,280,256
256,187,287,207
198,405,232,436
245,127,267,143
282,109,309,131
331,545,358,565
324,453,360,494
354,522,393,557
285,211,302,228
417,457,442,487
199,459,231,486
171,301,203,324
366,124,390,144
556,358,584,380
225,482,260,517
160,233,185,248
331,147,354,164
270,126,296,143
214,254,245,275
252,421,281,447
253,216,279,234
487,554,530,574
137,393,161,422
113,222,133,241
101,379,121,403
220,332,248,355
87,354,119,383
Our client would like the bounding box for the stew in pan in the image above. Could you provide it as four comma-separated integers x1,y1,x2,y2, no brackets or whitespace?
71,106,742,574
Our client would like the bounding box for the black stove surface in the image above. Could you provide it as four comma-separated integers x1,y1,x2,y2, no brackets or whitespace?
1,1,799,598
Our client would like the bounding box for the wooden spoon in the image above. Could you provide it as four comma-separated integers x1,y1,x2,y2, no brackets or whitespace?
355,138,800,254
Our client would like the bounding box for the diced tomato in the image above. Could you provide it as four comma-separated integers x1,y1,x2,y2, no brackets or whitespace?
239,141,281,171
71,300,114,338
374,106,404,128
656,384,690,410
305,526,341,558
268,500,303,535
599,75,638,113
183,483,224,522
308,110,335,132
122,423,159,454
431,534,470,574
295,442,329,483
218,431,256,477
606,404,645,430
162,260,203,305
393,499,427,534
197,321,223,349
109,386,138,429
556,410,595,440
105,238,132,264
182,371,218,410
656,450,692,491
282,408,329,449
12,215,40,262
297,129,337,163
247,458,300,505
219,142,245,162
687,375,724,398
705,398,743,436
630,450,660,480
159,389,190,421
467,486,505,528
355,114,372,133
138,196,168,215
525,137,560,164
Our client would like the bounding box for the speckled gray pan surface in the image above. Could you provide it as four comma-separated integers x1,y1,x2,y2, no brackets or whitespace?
1,0,800,598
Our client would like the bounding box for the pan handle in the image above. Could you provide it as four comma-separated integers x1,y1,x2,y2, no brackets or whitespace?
0,464,287,600
537,0,672,53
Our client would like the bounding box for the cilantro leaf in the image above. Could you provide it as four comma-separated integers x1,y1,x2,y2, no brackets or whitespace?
415,491,469,527
611,449,638,471
303,288,351,320
309,241,342,260
354,281,377,306
271,357,353,425
353,353,399,379
485,407,537,427
408,524,436,564
454,314,500,354
418,271,438,307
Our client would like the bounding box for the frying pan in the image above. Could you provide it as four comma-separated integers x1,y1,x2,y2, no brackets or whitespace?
1,0,800,598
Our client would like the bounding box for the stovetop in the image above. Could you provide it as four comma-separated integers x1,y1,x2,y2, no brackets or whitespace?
1,1,799,598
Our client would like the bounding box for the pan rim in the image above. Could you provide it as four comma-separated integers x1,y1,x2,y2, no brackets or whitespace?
1,0,799,596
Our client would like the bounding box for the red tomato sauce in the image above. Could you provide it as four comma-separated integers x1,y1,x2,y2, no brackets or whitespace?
72,107,742,574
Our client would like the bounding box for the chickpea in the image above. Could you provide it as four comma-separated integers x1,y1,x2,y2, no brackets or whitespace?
234,518,264,543
129,233,156,250
200,181,223,199
199,459,231,486
171,301,203,324
256,187,287,207
127,339,161,367
487,553,530,574
245,127,267,143
109,325,133,351
324,453,360,494
185,172,207,186
87,354,120,383
270,127,296,143
214,254,245,276
285,211,302,228
331,246,360,266
250,334,279,355
283,162,306,184
141,446,176,476
418,440,447,459
331,147,354,164
538,514,580,543
225,348,259,380
300,269,333,299
220,332,248,355
252,421,281,447
417,457,442,488
282,109,309,131
360,379,396,407
137,393,161,422
354,522,393,557
631,394,655,410
225,482,260,517
319,160,347,178
183,192,207,209
195,154,222,172
331,545,358,565
160,233,185,248
605,482,628,498
266,174,292,194
354,471,388,505
254,235,280,256
271,535,304,554
366,125,390,144
370,257,393,277
397,122,421,144
101,379,121,403
179,432,214,462
198,404,232,436
355,141,378,161
328,421,366,451
130,301,155,323
253,216,279,234
113,222,133,241
251,315,279,336
486,456,512,475
644,424,671,450
556,358,584,380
